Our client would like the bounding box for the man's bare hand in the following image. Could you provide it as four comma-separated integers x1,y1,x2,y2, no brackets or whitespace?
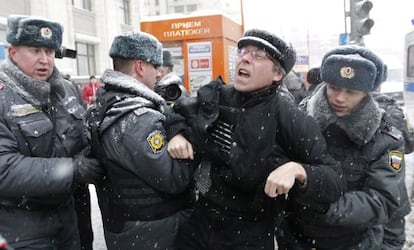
264,161,306,198
167,134,194,160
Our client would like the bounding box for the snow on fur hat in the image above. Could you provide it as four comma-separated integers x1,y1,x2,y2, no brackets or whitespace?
109,31,163,67
6,15,63,50
320,45,385,92
162,49,174,67
237,29,296,74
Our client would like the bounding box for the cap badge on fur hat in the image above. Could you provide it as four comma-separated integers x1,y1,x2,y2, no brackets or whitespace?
320,45,385,92
6,15,63,50
40,27,52,39
340,67,355,79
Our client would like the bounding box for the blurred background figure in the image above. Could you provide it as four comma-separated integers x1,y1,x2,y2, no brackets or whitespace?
155,48,188,105
157,49,174,81
283,70,310,104
157,49,185,84
82,75,102,106
306,67,323,92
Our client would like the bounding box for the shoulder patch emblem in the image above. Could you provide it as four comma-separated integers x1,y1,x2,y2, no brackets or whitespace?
147,130,165,154
388,150,403,172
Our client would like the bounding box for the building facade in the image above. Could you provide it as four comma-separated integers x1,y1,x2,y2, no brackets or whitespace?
141,0,240,22
0,0,241,84
0,0,142,83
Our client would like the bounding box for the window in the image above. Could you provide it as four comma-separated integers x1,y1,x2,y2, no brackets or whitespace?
187,4,197,12
72,0,92,11
118,0,130,25
76,42,96,76
408,45,414,78
174,5,184,13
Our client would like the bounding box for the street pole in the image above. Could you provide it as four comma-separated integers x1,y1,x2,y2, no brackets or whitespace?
344,0,349,35
240,0,245,33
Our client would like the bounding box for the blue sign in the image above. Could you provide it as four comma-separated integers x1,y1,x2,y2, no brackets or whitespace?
296,55,309,65
188,43,211,54
405,82,414,92
339,33,350,45
0,44,4,60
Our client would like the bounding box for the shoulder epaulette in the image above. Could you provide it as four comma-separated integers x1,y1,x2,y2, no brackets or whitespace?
381,126,403,141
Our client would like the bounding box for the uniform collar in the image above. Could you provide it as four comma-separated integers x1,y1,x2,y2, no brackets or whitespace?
305,84,383,145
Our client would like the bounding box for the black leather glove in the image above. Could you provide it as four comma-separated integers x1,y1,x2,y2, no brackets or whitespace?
73,156,105,184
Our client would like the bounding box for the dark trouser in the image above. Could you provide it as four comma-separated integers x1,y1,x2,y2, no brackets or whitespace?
175,201,275,250
383,217,406,250
13,236,78,250
104,208,192,250
10,204,81,250
74,184,93,250
276,220,383,250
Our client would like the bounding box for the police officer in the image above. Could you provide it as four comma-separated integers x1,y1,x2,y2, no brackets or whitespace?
171,29,345,250
279,45,411,249
0,15,103,249
86,31,196,250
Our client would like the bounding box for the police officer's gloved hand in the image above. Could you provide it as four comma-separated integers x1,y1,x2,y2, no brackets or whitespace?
73,156,104,184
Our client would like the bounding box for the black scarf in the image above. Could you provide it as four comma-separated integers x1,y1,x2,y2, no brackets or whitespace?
0,57,65,107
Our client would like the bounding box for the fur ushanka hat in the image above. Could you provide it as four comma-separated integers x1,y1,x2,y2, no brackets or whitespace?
237,29,296,74
109,31,163,67
320,45,386,92
6,15,63,50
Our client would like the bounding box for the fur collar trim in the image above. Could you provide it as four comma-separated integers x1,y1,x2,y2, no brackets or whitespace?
305,84,383,145
100,69,165,106
0,57,64,106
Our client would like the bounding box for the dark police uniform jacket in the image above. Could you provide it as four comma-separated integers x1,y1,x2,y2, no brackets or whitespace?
0,59,86,244
88,69,195,250
283,84,411,249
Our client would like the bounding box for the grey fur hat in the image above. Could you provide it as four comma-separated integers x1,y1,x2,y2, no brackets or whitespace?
320,45,385,92
109,31,163,67
6,15,63,50
237,29,296,74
